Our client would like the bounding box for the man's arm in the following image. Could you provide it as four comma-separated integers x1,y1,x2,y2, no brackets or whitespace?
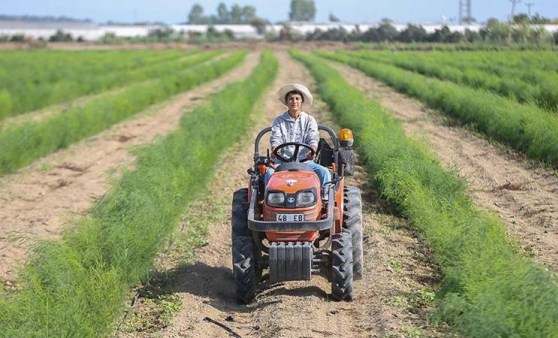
306,116,319,160
270,117,284,159
270,117,283,149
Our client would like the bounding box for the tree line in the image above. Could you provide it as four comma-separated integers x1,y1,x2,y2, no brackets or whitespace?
186,0,317,24
289,18,558,45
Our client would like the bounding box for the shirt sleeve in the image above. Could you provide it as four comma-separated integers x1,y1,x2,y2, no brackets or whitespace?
306,116,319,148
270,116,283,148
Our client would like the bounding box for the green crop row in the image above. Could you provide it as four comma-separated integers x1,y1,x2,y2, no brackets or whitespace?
436,50,558,72
0,49,205,119
0,49,186,86
0,51,246,176
292,50,558,337
0,50,278,337
319,51,558,167
399,50,558,77
345,50,558,112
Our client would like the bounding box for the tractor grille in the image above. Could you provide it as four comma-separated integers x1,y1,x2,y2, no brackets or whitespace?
269,242,313,283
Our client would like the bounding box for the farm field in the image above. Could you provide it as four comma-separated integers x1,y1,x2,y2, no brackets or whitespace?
0,46,557,337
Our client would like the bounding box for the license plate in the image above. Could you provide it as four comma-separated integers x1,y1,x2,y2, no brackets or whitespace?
276,213,304,222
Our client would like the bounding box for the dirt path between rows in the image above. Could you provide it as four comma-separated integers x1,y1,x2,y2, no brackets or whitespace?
329,61,558,272
130,51,446,338
0,52,260,281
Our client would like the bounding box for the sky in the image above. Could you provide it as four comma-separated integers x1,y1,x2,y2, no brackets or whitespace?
0,0,557,24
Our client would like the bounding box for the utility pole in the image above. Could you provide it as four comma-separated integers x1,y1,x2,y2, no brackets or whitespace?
509,0,521,22
458,0,472,24
525,1,534,17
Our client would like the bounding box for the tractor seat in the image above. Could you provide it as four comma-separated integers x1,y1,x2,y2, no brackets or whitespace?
275,162,313,172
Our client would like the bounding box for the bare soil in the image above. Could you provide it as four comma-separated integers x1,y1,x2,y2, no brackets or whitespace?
123,51,447,337
328,61,558,272
0,52,260,281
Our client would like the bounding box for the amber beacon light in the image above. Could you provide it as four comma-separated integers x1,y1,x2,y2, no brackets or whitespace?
338,128,354,147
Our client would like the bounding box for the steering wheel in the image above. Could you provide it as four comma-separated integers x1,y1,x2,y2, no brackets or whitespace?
272,142,315,163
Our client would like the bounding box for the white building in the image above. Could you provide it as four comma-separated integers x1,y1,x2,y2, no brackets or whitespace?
0,21,556,41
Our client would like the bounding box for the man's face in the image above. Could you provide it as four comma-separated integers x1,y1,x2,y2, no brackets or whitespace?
287,93,303,111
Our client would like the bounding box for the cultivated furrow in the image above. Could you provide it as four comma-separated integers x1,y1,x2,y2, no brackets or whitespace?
146,51,445,338
0,52,259,281
330,60,558,272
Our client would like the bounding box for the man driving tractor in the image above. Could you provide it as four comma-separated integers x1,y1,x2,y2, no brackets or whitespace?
231,83,362,304
265,84,331,187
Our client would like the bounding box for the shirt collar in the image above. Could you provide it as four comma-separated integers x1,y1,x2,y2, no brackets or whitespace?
280,111,306,122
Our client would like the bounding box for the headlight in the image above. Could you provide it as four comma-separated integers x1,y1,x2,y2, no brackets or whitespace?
267,192,285,206
296,190,316,207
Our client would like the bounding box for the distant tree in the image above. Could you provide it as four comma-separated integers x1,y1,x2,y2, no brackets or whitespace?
223,29,235,40
217,3,230,24
429,26,463,43
329,13,340,22
279,23,302,41
100,32,119,44
188,3,205,24
205,25,235,41
397,24,428,42
148,26,175,41
306,26,349,41
362,18,398,42
48,29,73,42
250,18,268,35
289,0,316,22
463,28,481,42
480,18,512,43
242,6,257,23
230,4,243,24
9,34,26,43
187,2,265,26
512,13,530,24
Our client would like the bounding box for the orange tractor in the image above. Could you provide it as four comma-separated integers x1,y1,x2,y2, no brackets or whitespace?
231,125,363,303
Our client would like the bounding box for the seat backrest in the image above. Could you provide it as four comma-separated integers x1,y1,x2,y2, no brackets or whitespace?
316,138,334,167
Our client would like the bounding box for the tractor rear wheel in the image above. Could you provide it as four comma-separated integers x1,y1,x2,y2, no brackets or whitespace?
343,186,364,280
232,188,249,238
331,230,353,301
232,236,256,304
231,188,249,276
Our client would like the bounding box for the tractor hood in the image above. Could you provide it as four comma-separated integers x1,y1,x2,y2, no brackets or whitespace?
266,170,321,194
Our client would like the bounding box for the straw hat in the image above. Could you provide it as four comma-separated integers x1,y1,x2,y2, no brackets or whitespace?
277,83,313,106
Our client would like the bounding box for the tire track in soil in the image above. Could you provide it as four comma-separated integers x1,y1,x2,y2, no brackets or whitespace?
0,52,260,281
329,60,558,272
154,51,445,338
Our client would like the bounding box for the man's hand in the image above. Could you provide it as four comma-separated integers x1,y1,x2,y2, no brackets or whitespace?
307,146,317,160
270,147,276,159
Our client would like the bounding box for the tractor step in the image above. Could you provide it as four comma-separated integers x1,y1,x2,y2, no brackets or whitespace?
269,242,313,283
